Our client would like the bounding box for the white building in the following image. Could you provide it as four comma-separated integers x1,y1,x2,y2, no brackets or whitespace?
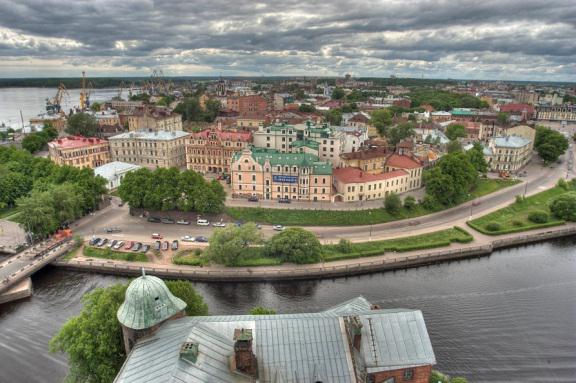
94,161,141,190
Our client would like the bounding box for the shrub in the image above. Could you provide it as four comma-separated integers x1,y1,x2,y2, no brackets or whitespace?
485,222,502,232
429,370,449,383
450,378,469,383
384,192,402,214
249,307,276,315
511,220,524,227
528,210,549,224
549,192,576,221
403,195,417,210
336,238,353,253
515,195,525,204
264,227,322,264
557,178,569,190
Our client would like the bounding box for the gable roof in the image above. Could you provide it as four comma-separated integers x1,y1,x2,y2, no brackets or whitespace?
386,154,422,169
334,167,408,184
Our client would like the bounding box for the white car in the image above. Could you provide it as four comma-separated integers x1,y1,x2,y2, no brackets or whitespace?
176,219,190,225
272,225,285,231
196,219,210,226
212,221,226,228
113,241,125,250
181,235,195,242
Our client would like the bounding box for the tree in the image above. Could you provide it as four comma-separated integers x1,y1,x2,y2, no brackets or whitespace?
16,190,59,238
384,192,402,214
535,126,569,163
263,227,322,264
66,113,99,137
298,104,316,113
424,152,478,206
370,109,392,136
324,109,342,125
445,124,466,140
466,142,488,175
206,223,263,266
50,280,208,383
403,195,416,210
90,102,102,112
446,140,462,153
0,171,32,208
387,122,415,146
549,192,576,221
331,87,345,100
21,133,46,153
497,112,509,124
249,307,277,315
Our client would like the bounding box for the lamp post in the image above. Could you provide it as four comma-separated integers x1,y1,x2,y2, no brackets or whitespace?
369,211,373,241
467,193,472,221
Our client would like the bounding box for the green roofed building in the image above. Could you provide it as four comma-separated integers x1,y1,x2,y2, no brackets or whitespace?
231,147,333,202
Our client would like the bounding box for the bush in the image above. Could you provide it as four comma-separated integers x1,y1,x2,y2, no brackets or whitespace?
528,210,549,224
557,178,569,190
549,192,576,221
384,192,402,214
429,370,449,383
249,307,276,315
515,195,525,204
403,195,417,210
485,222,502,232
511,220,524,227
264,227,322,264
450,378,469,383
336,238,353,253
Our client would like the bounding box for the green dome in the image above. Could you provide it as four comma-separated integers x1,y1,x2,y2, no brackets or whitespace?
117,273,187,330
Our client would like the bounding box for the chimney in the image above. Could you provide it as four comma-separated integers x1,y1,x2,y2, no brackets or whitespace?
348,316,363,351
232,328,258,379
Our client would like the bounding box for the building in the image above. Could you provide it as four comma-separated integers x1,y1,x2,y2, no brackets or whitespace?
29,113,67,132
109,130,189,169
486,135,533,173
384,154,424,190
340,146,390,174
94,161,141,190
186,125,252,174
236,113,268,130
430,111,452,122
231,147,332,201
127,107,183,132
89,109,121,127
110,100,144,113
498,103,535,120
273,93,294,111
227,95,268,114
515,90,539,105
115,274,436,383
536,105,576,122
333,167,411,202
48,135,110,169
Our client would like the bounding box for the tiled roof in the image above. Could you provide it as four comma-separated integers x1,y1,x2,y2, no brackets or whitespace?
334,167,407,183
341,147,389,161
386,154,422,169
499,103,535,114
191,128,252,142
48,135,107,149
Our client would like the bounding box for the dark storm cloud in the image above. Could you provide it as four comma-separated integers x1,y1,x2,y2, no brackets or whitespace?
0,0,574,79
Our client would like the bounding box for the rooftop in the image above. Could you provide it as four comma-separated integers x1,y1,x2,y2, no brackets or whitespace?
191,128,252,142
110,130,190,141
334,167,408,183
235,148,332,175
341,147,389,161
94,161,141,179
386,154,422,169
493,135,532,148
48,135,107,149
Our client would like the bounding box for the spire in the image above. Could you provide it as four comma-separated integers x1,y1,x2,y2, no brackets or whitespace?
141,267,146,277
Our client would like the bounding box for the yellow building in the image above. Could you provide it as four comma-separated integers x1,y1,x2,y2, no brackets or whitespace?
384,154,423,191
333,167,410,202
127,107,182,132
48,136,110,169
340,147,389,174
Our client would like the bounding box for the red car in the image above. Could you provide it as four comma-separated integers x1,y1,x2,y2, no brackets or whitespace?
124,241,134,250
151,233,163,239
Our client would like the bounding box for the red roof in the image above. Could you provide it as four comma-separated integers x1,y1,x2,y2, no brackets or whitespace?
499,103,535,114
386,154,421,169
49,135,107,149
349,113,370,123
191,128,252,142
334,167,407,183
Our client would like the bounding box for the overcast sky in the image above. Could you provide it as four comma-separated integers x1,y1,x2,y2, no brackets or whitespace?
0,0,575,81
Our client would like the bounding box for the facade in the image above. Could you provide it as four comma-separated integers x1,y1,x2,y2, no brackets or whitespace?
340,147,389,174
89,109,121,127
48,135,110,169
94,161,141,190
127,107,182,132
536,105,576,122
236,113,267,130
333,167,411,202
273,93,293,111
486,135,533,172
115,286,436,383
110,100,144,113
498,103,535,120
385,154,424,190
186,125,252,174
231,147,332,201
29,113,67,132
109,130,189,169
228,95,268,114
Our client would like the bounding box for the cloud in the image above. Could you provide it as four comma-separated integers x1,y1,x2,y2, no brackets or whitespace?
0,0,574,80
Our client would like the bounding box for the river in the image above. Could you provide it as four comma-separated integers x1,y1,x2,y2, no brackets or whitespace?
0,239,575,383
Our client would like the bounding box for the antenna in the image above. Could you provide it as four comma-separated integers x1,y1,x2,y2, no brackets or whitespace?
141,267,146,277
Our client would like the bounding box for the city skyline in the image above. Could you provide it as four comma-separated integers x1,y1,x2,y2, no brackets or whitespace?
0,0,575,81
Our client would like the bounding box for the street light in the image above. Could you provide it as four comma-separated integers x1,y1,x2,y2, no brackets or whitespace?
369,211,373,241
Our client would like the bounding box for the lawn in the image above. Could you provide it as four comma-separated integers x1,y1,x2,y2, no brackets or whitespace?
83,246,149,262
467,185,571,235
0,206,21,221
173,249,208,266
226,178,520,226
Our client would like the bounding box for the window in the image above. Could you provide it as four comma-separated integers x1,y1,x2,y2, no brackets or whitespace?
403,369,414,380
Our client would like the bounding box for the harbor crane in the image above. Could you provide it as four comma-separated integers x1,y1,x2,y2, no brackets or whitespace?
45,83,69,114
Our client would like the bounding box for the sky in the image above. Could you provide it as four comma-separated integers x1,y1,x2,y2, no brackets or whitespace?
0,0,575,81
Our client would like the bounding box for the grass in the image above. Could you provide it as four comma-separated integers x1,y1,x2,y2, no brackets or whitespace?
0,206,21,220
172,249,208,266
226,178,520,226
84,246,149,262
467,185,570,235
322,227,473,262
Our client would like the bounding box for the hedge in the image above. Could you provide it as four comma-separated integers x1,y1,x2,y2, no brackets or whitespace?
467,219,565,235
84,246,149,262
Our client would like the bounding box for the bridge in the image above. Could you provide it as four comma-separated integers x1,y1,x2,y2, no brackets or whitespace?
0,237,76,300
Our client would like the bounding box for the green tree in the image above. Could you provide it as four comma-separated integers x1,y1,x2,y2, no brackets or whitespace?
264,227,322,264
324,109,342,125
331,87,345,100
249,307,277,315
445,124,466,140
466,142,488,175
370,109,393,136
40,124,59,141
174,97,203,122
424,152,478,206
16,190,59,238
450,378,469,383
165,280,208,316
403,195,417,210
384,192,402,214
90,102,102,112
66,113,99,137
535,126,569,163
298,104,316,113
497,112,509,124
206,223,263,266
549,192,576,221
387,122,415,146
203,99,221,122
0,171,32,208
22,133,46,153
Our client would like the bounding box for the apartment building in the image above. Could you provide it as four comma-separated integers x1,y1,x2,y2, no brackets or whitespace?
486,135,533,173
536,105,576,122
109,130,189,169
231,147,332,201
333,167,411,202
48,135,110,169
186,125,252,174
384,154,424,190
340,146,389,174
127,107,182,132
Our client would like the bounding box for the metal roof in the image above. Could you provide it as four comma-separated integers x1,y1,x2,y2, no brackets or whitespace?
110,130,189,141
114,297,436,383
493,135,531,148
94,161,141,180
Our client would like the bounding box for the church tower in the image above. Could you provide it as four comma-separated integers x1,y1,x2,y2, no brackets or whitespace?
117,270,187,354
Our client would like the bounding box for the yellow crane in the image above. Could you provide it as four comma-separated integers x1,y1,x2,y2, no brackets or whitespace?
79,71,92,110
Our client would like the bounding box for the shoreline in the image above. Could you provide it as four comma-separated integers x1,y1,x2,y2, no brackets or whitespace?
52,225,576,282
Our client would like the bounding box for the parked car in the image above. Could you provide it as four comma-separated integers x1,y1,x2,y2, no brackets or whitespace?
161,241,169,251
181,235,195,242
248,196,258,202
212,221,226,228
132,242,142,252
151,233,163,239
106,227,121,233
171,240,179,250
97,238,108,247
194,236,208,243
109,239,118,248
161,217,175,224
124,241,134,250
89,237,100,246
273,224,285,231
196,218,210,226
278,198,291,204
147,216,161,223
141,244,150,253
154,240,161,250
176,219,190,225
113,241,125,250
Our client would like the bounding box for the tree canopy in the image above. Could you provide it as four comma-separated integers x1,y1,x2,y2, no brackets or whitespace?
424,152,478,206
549,192,576,221
21,124,58,153
206,223,263,266
263,227,322,264
466,142,488,175
66,113,99,137
174,97,221,123
534,126,569,163
370,109,393,136
409,89,487,110
384,192,402,214
445,124,466,140
386,122,415,146
331,87,345,100
324,108,342,125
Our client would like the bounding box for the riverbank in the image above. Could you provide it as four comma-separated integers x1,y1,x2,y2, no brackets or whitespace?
53,223,576,281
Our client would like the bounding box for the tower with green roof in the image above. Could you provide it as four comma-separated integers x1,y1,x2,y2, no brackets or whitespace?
117,270,187,353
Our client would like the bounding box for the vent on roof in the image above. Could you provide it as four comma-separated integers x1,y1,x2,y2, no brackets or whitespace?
180,342,199,364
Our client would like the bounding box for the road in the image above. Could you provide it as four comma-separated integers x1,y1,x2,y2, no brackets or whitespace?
73,144,574,245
